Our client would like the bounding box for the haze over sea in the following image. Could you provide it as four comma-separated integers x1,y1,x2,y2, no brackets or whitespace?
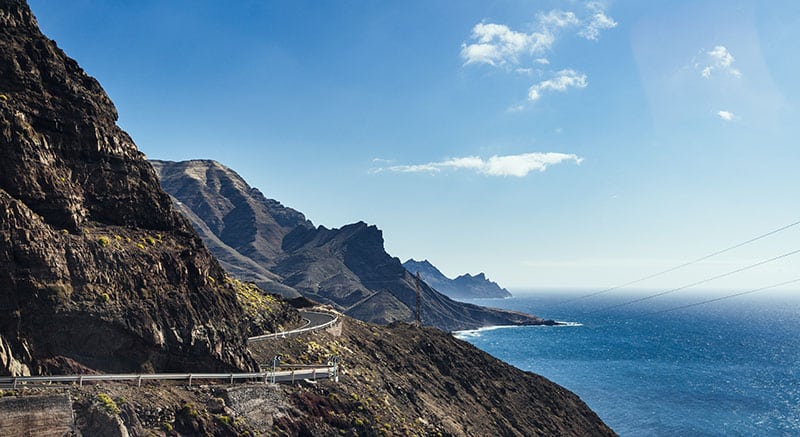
455,291,800,436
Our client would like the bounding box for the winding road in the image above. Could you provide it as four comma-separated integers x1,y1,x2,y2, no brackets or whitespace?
0,309,340,388
247,309,338,342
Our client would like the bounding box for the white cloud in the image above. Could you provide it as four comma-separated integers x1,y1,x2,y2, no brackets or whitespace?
507,104,526,112
528,69,588,101
460,23,538,66
460,5,617,67
373,152,583,177
717,110,736,121
695,45,742,79
579,11,618,40
538,10,580,30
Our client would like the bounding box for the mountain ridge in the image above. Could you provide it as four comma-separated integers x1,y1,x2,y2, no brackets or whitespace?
152,159,552,331
404,258,513,299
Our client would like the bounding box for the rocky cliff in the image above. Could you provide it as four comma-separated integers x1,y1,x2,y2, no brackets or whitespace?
152,159,551,331
0,0,294,375
404,258,513,299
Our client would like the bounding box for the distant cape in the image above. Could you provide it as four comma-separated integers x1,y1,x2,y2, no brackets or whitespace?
403,259,512,299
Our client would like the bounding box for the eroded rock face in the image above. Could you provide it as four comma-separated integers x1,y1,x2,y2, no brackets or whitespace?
153,159,552,331
0,0,256,375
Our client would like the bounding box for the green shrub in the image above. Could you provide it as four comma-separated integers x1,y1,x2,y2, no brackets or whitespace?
96,393,120,415
97,236,110,247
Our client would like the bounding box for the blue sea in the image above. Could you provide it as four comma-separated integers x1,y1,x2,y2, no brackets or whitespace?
455,291,800,436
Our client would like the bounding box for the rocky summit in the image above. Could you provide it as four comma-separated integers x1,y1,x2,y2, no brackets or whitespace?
404,258,513,299
0,0,291,375
153,159,553,331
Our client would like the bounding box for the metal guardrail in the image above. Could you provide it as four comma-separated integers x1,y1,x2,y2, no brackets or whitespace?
248,310,339,342
0,365,337,389
0,310,342,390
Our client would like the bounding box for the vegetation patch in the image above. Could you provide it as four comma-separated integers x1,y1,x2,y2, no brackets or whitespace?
97,236,111,247
230,277,276,316
96,393,120,415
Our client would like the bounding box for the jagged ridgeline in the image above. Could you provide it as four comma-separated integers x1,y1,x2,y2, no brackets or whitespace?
152,159,552,331
0,0,296,376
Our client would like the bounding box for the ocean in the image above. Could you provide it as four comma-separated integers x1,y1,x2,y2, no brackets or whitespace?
454,291,800,436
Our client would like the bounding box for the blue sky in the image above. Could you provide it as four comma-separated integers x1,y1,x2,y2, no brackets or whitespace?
28,0,800,292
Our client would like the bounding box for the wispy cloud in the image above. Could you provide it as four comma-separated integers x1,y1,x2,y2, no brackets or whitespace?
461,4,617,67
371,152,583,177
528,69,588,101
579,11,618,40
717,110,736,121
460,23,537,66
695,46,742,79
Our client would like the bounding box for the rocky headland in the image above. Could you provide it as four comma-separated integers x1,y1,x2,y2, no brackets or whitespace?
404,258,513,299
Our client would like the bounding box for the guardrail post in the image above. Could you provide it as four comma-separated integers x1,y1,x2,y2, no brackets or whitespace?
138,375,142,388
188,374,193,387
13,378,17,389
312,368,316,382
79,375,83,387
230,374,234,384
291,370,295,384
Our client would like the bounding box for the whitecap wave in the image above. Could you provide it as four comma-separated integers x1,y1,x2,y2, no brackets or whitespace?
452,321,582,340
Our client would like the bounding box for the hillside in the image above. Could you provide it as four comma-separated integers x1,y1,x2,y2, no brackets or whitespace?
0,314,616,436
404,258,513,299
152,159,552,331
0,0,303,375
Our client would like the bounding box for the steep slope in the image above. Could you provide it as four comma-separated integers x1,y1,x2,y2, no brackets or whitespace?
0,0,283,375
151,159,305,298
404,258,512,299
153,159,552,331
0,316,616,436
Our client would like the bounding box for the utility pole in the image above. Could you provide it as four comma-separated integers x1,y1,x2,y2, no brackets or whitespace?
414,272,422,326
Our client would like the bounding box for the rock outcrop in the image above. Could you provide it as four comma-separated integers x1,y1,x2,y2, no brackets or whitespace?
0,0,274,375
153,159,552,331
404,258,513,299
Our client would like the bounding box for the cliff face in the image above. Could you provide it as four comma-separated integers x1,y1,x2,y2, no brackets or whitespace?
153,159,550,331
404,258,513,299
0,0,265,375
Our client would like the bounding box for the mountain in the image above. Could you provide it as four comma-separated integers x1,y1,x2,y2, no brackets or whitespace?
152,159,553,331
404,258,513,299
0,0,298,376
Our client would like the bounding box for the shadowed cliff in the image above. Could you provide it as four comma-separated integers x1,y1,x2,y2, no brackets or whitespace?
0,0,292,375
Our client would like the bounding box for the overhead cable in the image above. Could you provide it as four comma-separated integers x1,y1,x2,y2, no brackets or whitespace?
551,219,800,307
588,248,800,314
647,278,800,315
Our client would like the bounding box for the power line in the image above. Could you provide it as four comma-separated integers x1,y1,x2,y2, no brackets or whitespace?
550,219,800,307
647,278,800,315
588,248,800,314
